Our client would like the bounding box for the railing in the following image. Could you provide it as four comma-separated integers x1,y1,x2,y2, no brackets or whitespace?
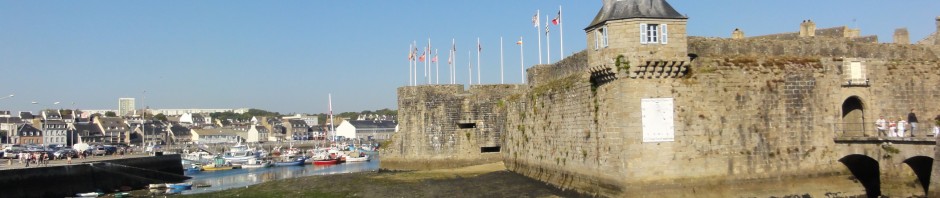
832,122,938,137
841,78,869,87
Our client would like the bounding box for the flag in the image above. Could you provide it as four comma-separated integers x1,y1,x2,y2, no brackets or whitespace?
516,40,523,45
552,10,560,25
419,52,426,62
532,12,539,28
545,22,550,34
477,42,482,52
408,47,415,61
432,54,438,63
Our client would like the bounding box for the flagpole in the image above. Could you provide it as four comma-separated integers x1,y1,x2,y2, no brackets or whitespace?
452,38,456,84
468,50,472,85
408,43,413,86
546,16,551,63
500,36,504,84
537,9,542,65
520,36,525,84
415,41,419,86
559,5,564,59
435,49,439,85
476,37,481,85
427,38,431,85
328,93,334,140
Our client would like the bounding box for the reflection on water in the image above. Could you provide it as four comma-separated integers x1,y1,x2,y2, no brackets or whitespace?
181,156,380,195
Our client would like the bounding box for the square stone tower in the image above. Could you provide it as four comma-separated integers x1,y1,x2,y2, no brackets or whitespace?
584,0,690,78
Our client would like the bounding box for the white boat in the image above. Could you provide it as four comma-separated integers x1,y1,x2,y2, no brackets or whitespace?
184,151,214,164
222,144,258,164
240,158,273,169
76,192,102,197
345,155,369,162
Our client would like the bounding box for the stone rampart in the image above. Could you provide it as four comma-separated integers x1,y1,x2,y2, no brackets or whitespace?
382,84,522,170
749,26,871,41
392,33,940,197
527,50,588,86
689,37,939,61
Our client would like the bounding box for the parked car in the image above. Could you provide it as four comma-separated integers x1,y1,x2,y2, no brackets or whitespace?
2,150,19,159
53,149,78,159
93,147,108,156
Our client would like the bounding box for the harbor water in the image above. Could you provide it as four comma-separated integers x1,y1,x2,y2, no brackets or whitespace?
179,155,380,195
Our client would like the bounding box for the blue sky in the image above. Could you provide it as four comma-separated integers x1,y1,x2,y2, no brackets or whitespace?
1,0,938,114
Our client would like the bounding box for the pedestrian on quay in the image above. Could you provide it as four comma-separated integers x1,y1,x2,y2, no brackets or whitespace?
908,109,919,137
67,155,72,164
876,116,888,136
24,153,30,168
898,117,908,137
889,119,898,137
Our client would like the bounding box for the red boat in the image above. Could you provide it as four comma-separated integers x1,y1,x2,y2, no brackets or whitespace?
312,159,338,165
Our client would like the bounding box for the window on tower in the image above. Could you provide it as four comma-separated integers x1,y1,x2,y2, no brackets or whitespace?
641,23,668,44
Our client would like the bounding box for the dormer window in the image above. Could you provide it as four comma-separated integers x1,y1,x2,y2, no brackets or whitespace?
641,23,668,44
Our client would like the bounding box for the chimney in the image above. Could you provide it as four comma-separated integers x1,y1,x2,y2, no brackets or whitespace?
731,28,745,40
800,20,816,38
893,28,910,45
936,16,940,32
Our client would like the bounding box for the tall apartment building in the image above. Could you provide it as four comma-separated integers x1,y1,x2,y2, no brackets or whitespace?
118,98,136,116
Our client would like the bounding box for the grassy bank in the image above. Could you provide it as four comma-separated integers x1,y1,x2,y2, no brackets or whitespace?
176,162,586,198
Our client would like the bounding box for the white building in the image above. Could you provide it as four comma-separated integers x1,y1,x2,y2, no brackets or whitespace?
118,98,136,116
335,120,397,140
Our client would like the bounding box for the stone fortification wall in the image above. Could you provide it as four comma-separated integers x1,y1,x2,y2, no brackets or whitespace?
382,84,522,170
689,37,939,61
501,43,940,197
527,50,588,86
749,26,869,41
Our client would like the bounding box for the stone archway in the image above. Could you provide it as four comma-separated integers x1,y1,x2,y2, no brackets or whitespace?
839,154,881,197
841,96,866,137
903,156,934,196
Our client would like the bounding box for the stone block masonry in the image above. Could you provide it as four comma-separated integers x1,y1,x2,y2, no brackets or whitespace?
382,84,522,170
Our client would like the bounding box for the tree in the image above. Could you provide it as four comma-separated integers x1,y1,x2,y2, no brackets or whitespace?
104,111,117,117
154,113,168,122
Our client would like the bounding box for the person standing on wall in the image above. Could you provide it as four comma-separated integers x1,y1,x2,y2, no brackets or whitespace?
908,109,918,137
898,117,908,138
876,116,888,136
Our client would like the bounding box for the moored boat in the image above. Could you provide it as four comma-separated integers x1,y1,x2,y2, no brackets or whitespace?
345,155,369,162
312,159,338,165
274,156,306,166
240,159,273,169
76,192,102,197
148,183,167,189
202,164,242,171
167,183,193,190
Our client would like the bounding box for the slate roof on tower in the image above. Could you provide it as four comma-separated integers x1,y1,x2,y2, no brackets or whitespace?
586,0,686,30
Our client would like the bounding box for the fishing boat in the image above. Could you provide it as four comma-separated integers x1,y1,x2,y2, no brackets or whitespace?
274,156,306,166
240,159,273,169
312,159,339,165
202,156,242,171
202,163,242,171
222,143,258,164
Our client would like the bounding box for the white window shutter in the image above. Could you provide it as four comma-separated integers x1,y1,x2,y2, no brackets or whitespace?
660,24,668,44
602,26,608,47
640,23,648,44
594,30,600,50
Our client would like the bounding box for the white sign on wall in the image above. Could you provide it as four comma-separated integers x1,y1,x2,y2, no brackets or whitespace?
641,98,675,143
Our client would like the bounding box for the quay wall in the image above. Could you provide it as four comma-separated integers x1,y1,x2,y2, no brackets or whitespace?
0,155,186,198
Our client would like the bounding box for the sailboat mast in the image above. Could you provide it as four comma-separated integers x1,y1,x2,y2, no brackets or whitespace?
328,94,335,141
